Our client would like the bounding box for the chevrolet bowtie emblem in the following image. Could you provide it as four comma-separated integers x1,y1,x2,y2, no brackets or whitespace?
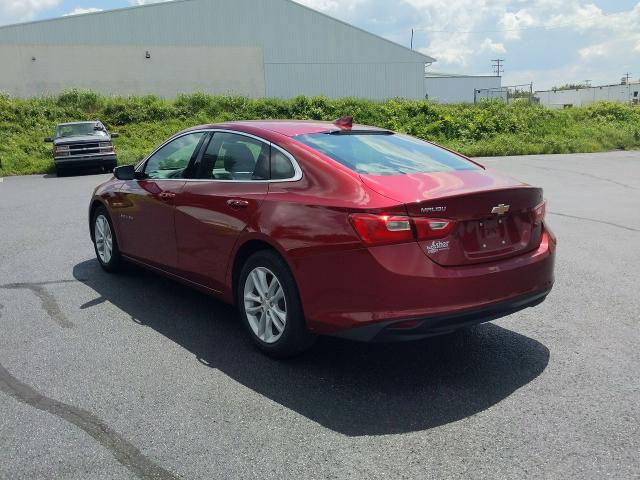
491,204,510,215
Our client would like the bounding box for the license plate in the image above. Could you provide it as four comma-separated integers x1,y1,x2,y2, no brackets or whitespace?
477,218,506,249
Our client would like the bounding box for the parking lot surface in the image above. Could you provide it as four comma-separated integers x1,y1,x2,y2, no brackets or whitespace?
1,151,638,479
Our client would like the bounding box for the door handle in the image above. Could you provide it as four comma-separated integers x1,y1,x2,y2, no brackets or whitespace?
227,199,249,209
158,192,176,200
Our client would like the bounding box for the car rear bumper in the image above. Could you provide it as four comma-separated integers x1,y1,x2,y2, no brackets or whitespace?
55,154,117,168
294,225,556,338
332,287,551,342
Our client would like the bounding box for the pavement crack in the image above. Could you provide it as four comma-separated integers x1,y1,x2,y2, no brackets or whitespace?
0,361,180,480
548,211,640,232
0,281,74,328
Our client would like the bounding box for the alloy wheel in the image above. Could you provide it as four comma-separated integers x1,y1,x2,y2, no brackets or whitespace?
94,214,113,264
243,266,287,343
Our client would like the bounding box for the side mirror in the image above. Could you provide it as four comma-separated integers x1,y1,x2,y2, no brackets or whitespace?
113,165,136,180
44,137,53,143
110,133,120,138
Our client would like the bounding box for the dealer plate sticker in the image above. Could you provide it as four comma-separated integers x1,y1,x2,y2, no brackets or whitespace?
426,240,450,254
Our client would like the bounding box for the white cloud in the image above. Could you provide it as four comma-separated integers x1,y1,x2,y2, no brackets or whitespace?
500,9,535,40
479,38,506,54
63,7,103,17
578,43,607,59
0,0,59,24
406,0,511,66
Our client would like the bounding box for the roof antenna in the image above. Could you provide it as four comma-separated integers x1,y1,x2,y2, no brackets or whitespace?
334,115,353,130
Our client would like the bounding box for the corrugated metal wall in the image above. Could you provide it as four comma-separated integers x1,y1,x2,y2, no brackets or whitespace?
0,0,432,99
536,83,639,108
424,76,502,103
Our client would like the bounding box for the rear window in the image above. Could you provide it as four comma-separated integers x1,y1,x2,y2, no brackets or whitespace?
295,132,480,175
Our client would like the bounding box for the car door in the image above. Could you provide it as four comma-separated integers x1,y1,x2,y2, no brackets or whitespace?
174,131,271,292
116,131,208,271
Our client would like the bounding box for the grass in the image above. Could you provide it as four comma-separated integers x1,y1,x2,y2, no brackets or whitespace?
1,90,639,176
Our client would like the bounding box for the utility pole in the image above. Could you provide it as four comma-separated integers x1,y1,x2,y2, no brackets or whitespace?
491,59,504,77
622,73,632,103
410,29,414,50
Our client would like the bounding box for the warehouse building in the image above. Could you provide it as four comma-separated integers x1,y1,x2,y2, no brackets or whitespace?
424,72,502,103
0,0,435,100
535,82,640,108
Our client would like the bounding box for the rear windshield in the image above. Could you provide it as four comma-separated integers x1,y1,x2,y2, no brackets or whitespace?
295,132,480,175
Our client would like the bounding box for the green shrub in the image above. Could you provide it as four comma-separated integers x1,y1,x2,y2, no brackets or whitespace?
0,91,638,176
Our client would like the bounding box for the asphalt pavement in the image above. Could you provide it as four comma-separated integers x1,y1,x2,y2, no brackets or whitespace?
0,151,638,479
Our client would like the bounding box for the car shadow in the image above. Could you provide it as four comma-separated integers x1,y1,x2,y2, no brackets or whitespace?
73,259,550,437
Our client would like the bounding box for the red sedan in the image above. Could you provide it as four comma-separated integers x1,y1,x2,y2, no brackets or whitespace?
89,118,555,357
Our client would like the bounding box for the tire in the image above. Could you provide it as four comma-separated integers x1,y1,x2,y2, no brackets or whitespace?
237,250,316,358
55,166,66,177
92,205,124,272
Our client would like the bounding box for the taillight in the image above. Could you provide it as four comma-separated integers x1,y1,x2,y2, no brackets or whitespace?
532,200,546,223
413,218,456,240
349,214,414,246
349,214,456,246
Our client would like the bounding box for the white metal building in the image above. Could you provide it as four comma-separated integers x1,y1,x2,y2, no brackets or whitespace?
535,82,640,108
424,72,502,104
0,0,434,100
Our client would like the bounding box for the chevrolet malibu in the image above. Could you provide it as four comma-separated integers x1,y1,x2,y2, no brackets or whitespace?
89,118,555,357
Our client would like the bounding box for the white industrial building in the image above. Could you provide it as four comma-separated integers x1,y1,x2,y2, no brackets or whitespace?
0,0,504,102
536,82,640,108
0,0,436,100
424,72,502,103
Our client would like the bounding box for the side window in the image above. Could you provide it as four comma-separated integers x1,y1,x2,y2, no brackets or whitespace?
198,132,269,181
270,147,296,180
144,132,205,179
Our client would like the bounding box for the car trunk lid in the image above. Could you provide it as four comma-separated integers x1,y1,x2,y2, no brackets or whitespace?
360,170,544,266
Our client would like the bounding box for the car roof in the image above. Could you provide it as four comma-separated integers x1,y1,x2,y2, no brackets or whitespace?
57,121,101,126
185,120,388,137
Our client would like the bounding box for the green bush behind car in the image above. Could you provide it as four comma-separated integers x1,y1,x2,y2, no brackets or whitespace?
1,89,639,176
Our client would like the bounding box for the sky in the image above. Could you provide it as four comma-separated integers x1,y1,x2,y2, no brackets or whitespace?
0,0,638,89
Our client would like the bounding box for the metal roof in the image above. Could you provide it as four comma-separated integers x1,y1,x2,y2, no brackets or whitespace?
0,0,435,64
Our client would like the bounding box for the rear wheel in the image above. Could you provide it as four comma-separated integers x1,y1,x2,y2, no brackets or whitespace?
237,250,315,358
92,206,124,272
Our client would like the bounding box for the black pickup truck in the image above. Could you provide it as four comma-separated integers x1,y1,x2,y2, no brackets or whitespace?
45,121,118,176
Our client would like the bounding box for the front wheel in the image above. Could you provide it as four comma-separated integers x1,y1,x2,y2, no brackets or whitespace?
92,206,124,272
238,250,316,358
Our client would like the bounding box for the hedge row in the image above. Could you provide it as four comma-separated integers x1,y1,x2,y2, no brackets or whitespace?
1,90,639,175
